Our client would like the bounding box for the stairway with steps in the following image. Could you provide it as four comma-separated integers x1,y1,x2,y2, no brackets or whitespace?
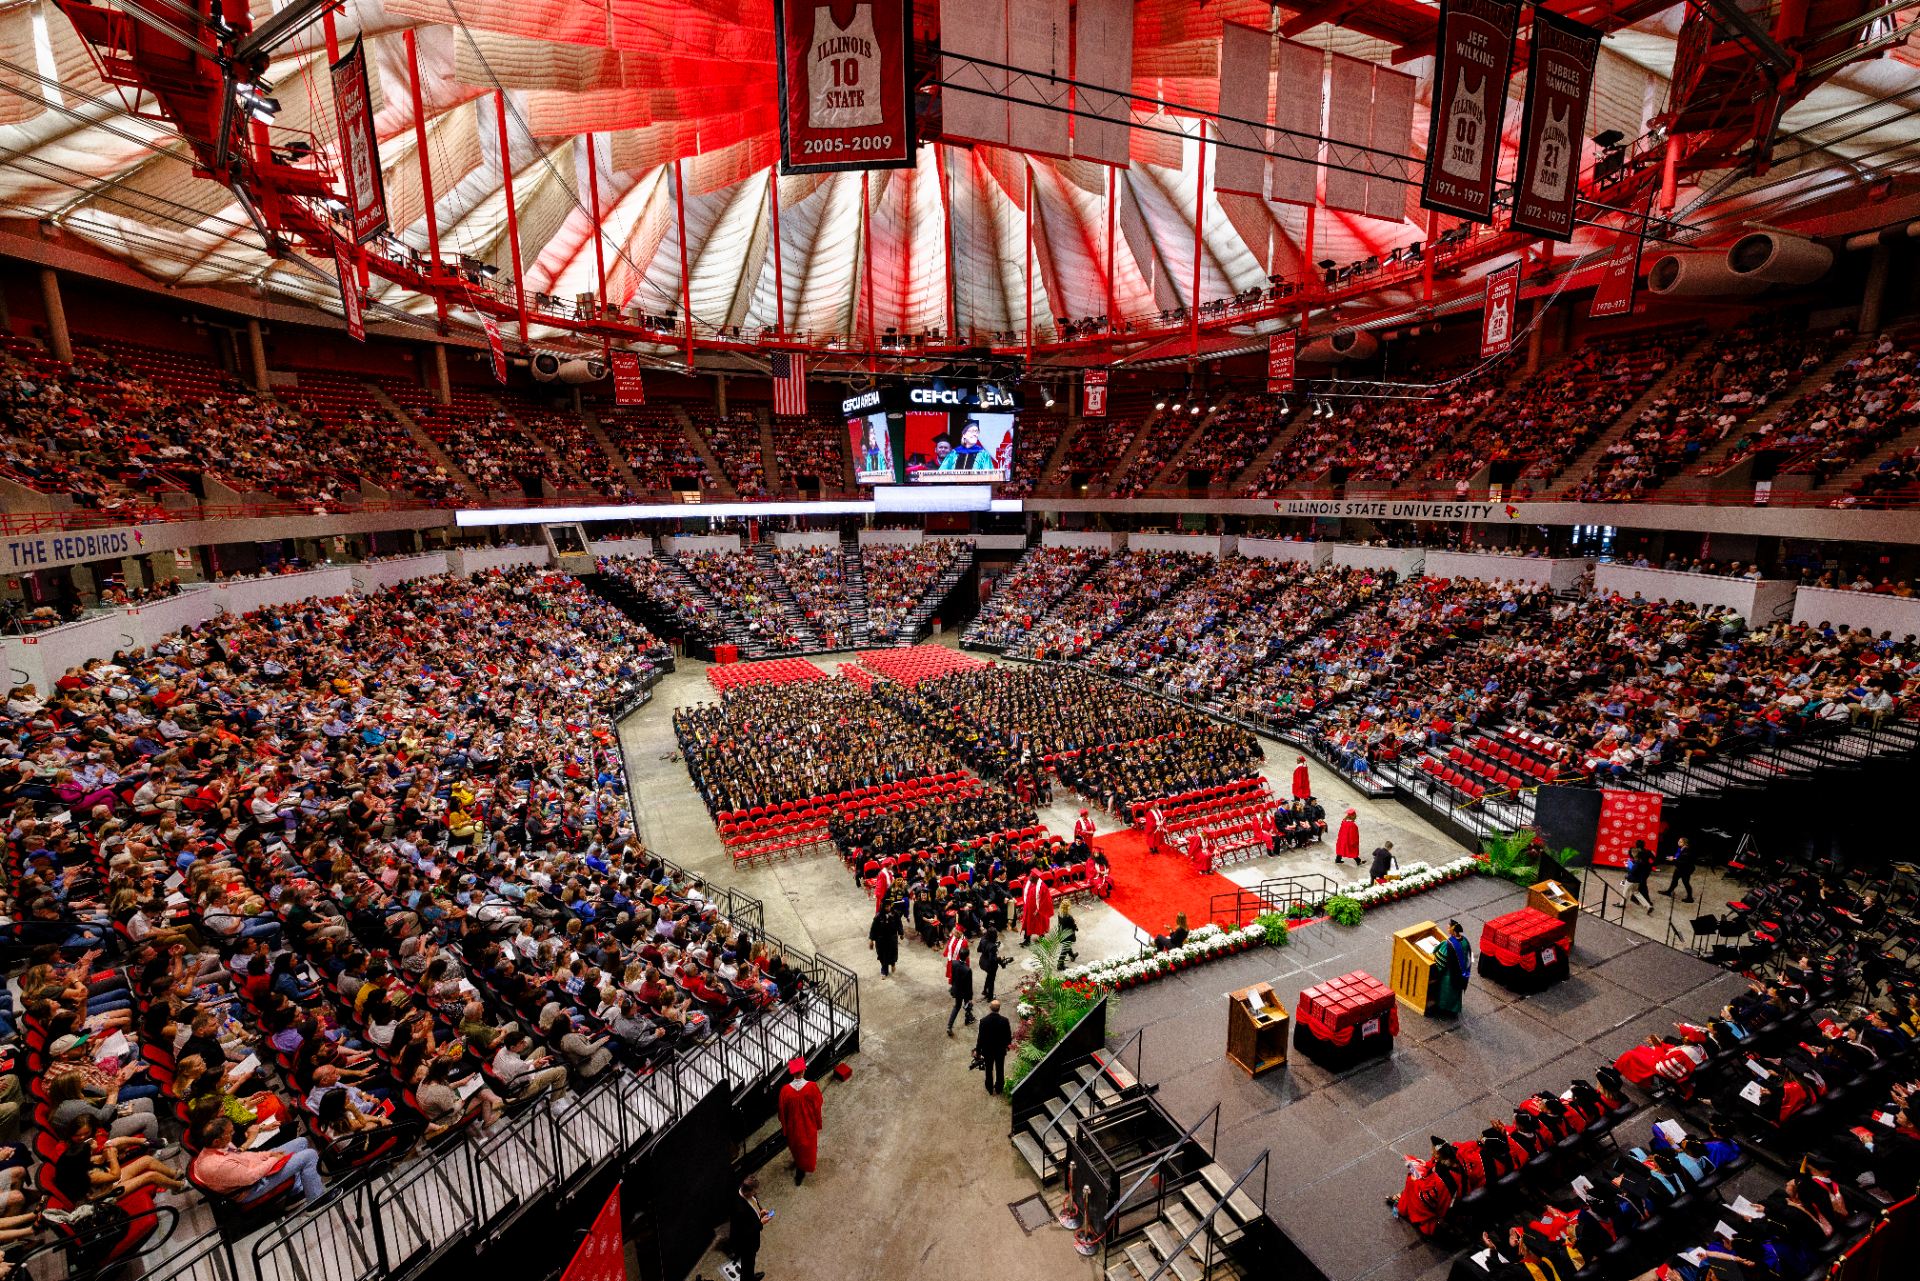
1033,418,1084,492
483,394,595,494
1095,408,1166,495
749,543,840,650
1231,407,1315,493
1806,416,1920,495
961,543,1106,649
658,555,781,658
1675,331,1876,487
675,407,738,498
1543,336,1710,497
1147,408,1226,489
875,544,974,646
756,410,784,492
579,408,650,492
362,383,487,500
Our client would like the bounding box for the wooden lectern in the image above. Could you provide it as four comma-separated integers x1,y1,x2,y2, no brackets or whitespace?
1391,921,1449,1014
1226,983,1288,1077
1528,880,1580,940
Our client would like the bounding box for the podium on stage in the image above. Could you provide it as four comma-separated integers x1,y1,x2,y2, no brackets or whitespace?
1390,921,1449,1015
1527,880,1580,940
1226,983,1288,1077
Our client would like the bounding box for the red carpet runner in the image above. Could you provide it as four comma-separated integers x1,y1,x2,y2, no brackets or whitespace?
1095,828,1247,937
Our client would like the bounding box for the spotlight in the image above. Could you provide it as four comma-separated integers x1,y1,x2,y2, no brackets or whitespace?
1277,398,1289,415
1044,388,1056,407
1155,399,1167,410
1189,404,1201,416
1169,399,1182,412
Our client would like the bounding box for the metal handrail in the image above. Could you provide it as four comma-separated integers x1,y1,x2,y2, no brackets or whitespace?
1106,1103,1222,1238
1033,1028,1144,1179
1140,1152,1271,1281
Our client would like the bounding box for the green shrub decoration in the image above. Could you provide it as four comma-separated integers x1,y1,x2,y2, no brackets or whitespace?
1325,895,1365,927
1253,912,1292,947
1480,828,1542,886
1001,926,1104,1096
1284,902,1315,921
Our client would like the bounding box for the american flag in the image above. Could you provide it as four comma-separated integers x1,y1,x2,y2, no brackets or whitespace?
771,351,807,416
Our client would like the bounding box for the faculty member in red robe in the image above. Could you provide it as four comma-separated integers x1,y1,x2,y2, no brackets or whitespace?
1074,808,1097,844
1020,874,1055,944
1292,756,1312,800
1335,808,1361,865
777,1057,824,1186
1185,829,1213,875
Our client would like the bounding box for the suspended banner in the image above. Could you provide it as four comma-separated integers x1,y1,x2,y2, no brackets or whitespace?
334,243,364,343
1213,23,1271,198
1480,261,1521,358
1512,10,1600,241
775,0,915,174
1083,368,1109,417
1421,0,1518,224
1269,39,1324,208
329,38,389,245
1071,0,1134,166
483,315,508,383
1589,225,1645,319
1267,332,1296,393
610,351,646,405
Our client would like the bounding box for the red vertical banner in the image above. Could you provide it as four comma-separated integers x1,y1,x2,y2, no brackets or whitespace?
329,38,389,244
1512,10,1600,242
483,315,508,383
1421,0,1519,225
1082,368,1108,417
559,1187,623,1281
1479,262,1520,358
1266,332,1296,393
774,0,915,174
1589,215,1647,319
610,351,646,405
334,243,364,342
1592,789,1663,868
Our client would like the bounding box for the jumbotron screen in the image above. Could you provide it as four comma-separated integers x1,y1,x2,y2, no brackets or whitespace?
841,381,1019,485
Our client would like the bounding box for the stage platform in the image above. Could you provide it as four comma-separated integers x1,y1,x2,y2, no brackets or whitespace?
1106,876,1754,1281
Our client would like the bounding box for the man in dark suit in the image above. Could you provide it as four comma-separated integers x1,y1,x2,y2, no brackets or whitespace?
975,999,1013,1096
729,1175,770,1281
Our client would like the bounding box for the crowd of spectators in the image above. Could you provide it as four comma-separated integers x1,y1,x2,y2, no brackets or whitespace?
965,547,1108,650
769,416,847,492
676,551,810,651
1762,330,1920,485
600,408,714,493
862,543,969,642
1010,550,1207,661
692,414,769,498
0,568,818,1267
1570,323,1843,502
1001,413,1068,497
1184,395,1295,487
764,547,858,648
382,384,564,496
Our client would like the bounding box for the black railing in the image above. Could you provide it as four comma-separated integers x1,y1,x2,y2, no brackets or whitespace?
1209,873,1342,927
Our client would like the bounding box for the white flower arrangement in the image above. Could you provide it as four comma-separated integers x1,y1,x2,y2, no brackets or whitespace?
1059,923,1269,990
1335,855,1484,909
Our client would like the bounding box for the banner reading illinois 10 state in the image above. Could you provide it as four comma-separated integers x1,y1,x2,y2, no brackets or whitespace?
776,0,916,175
1420,0,1519,225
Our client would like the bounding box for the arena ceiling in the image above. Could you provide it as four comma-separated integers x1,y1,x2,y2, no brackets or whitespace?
1,0,1918,353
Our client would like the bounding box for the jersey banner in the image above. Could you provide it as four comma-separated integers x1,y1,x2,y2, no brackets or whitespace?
483,315,508,383
1420,0,1518,224
1589,221,1645,320
1512,9,1599,242
610,351,646,405
334,243,365,342
1267,332,1296,393
1479,261,1520,358
1082,368,1108,417
776,0,915,174
329,38,389,245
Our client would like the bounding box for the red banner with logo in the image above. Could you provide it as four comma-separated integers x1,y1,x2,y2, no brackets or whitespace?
1592,789,1662,868
610,351,646,405
483,315,507,383
1512,10,1599,242
1421,0,1518,225
560,1187,623,1281
1082,369,1108,417
1267,332,1296,393
334,243,364,343
775,0,915,174
329,38,389,245
1479,262,1520,358
1589,219,1646,319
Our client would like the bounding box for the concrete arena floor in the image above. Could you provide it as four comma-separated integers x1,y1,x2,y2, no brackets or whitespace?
615,634,1475,1281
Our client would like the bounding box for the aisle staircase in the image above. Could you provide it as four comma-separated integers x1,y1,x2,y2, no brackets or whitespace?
1228,407,1314,493
880,543,974,646
1542,335,1709,497
363,383,487,500
1676,332,1874,488
579,408,649,492
961,542,1107,649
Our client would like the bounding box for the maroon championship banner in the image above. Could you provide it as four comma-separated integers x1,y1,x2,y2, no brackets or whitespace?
610,351,647,405
1267,332,1296,393
334,243,364,342
1512,10,1599,242
1589,227,1644,319
1421,0,1518,225
1082,368,1109,417
1479,261,1520,358
329,38,389,245
774,0,915,175
483,315,507,383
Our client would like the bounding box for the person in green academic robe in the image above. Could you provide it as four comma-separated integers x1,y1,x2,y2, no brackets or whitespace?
1430,922,1471,1017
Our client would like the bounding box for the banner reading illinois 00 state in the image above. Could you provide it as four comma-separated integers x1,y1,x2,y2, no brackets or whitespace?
1420,0,1519,225
776,0,916,174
